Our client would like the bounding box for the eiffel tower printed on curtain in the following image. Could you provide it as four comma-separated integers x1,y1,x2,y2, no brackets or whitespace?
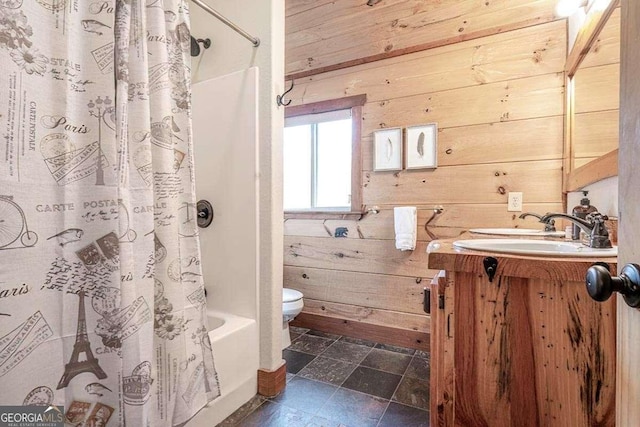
57,290,107,389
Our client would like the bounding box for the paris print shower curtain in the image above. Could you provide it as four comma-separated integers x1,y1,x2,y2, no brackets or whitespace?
0,0,220,425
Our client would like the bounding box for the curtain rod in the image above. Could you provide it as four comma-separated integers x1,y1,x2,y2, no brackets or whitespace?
191,0,260,47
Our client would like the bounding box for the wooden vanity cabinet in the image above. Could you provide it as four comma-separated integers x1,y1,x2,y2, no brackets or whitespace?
428,246,617,427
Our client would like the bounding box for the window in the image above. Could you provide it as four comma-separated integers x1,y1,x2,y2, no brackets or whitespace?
284,109,352,210
284,95,366,219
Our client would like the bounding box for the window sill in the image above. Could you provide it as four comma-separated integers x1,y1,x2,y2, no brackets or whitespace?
284,211,364,220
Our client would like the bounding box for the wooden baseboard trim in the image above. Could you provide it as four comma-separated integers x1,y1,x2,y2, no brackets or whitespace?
291,313,429,351
257,363,287,398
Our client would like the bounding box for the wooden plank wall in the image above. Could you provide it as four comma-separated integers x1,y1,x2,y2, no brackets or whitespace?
572,7,620,169
284,0,567,346
286,0,560,78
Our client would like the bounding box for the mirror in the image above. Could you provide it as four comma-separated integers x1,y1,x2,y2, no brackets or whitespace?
565,0,620,191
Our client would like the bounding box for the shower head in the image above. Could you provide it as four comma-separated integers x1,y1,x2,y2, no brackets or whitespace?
190,36,211,57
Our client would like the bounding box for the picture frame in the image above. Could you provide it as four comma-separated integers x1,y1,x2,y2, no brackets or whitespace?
373,127,403,171
405,123,437,169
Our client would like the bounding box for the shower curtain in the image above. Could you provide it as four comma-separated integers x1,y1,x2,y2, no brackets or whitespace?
0,0,220,425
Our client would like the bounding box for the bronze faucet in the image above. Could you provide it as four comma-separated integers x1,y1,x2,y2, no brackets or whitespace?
519,212,556,232
538,212,612,248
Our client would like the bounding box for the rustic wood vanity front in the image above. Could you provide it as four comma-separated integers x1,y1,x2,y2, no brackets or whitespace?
428,240,617,426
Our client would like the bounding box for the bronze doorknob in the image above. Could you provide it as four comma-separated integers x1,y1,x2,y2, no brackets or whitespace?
586,263,640,308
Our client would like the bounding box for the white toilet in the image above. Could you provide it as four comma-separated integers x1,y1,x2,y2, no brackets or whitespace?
282,288,304,349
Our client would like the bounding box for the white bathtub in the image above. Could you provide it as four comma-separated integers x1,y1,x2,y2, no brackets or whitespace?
187,310,259,427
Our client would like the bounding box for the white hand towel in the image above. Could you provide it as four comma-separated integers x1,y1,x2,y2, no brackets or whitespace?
394,206,417,251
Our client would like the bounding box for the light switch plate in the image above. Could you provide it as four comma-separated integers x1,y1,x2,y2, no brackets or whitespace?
508,192,523,212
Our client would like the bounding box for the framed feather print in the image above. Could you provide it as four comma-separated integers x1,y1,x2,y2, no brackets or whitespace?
405,123,437,169
373,128,403,171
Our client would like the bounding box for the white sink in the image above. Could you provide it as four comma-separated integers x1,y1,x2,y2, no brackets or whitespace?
469,228,565,237
453,239,617,257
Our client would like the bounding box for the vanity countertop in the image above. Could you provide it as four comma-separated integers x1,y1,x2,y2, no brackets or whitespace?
427,232,617,282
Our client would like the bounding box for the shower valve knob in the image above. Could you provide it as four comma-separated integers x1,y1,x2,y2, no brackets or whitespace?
586,263,640,308
196,200,214,228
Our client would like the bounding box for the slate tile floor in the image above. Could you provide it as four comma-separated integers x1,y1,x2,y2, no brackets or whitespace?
218,327,430,427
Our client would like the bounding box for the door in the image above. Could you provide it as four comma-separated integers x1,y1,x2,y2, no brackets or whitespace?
616,0,640,424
